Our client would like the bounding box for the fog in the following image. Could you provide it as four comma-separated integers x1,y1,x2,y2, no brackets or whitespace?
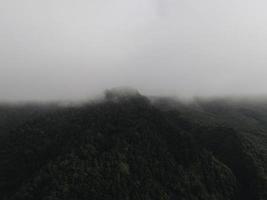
1,0,267,101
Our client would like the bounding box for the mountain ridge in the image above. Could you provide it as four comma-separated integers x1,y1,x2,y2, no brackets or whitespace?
0,92,266,200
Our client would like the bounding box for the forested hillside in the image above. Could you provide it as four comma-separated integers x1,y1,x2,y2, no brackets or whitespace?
0,104,60,137
0,92,266,200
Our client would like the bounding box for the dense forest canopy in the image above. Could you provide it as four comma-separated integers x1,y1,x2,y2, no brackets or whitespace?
0,90,266,200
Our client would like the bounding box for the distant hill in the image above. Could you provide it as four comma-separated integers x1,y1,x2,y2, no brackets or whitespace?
0,93,266,200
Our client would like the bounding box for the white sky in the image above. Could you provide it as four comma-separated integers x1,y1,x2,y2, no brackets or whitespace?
1,0,267,101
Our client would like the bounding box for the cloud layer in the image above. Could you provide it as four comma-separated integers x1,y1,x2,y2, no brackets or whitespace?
1,0,267,101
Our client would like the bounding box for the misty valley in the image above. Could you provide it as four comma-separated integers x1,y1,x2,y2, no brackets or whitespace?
0,89,266,200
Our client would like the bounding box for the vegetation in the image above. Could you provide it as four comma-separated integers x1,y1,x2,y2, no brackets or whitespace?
0,91,266,199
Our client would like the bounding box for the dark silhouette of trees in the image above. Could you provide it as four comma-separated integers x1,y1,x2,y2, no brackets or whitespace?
0,94,266,200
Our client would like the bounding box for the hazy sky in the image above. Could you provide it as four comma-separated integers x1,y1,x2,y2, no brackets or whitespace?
1,0,267,101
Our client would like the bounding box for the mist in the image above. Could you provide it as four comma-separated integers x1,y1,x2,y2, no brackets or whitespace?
1,0,267,101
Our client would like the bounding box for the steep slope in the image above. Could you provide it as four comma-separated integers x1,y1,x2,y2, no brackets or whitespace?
1,96,238,200
154,97,267,199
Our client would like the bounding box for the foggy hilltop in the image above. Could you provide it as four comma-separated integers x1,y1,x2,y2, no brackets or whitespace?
1,0,267,199
0,89,267,200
